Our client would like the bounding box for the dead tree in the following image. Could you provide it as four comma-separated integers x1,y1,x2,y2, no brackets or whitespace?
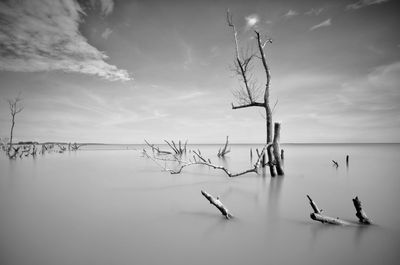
227,11,283,176
7,95,23,156
201,190,233,219
217,136,230,157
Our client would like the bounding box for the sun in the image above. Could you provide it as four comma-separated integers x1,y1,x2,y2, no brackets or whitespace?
246,14,258,27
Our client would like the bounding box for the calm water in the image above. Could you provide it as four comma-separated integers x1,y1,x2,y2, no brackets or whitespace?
1,144,400,265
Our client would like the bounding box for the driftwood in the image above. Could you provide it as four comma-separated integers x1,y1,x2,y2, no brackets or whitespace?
167,144,270,177
332,160,339,167
144,139,172,155
353,196,371,224
201,190,233,219
307,195,350,225
217,136,230,157
8,147,20,159
164,139,187,155
143,140,271,178
310,213,351,225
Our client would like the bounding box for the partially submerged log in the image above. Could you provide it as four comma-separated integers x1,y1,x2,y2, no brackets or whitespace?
307,195,350,225
352,196,371,224
332,160,339,167
310,213,351,225
201,190,233,219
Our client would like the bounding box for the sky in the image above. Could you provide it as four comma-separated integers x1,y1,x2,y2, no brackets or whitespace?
0,0,399,144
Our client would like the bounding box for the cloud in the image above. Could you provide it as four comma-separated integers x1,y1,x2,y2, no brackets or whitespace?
305,8,324,16
101,28,113,39
245,14,259,27
90,0,114,16
284,10,298,18
309,18,332,31
346,0,390,10
0,0,131,81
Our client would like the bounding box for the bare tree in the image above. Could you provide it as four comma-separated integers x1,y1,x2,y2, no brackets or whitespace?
227,11,283,176
7,95,23,156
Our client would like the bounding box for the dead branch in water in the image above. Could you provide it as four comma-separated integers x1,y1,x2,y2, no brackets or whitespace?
167,144,271,177
143,140,271,178
217,136,230,157
307,195,350,225
201,190,233,219
144,139,172,155
164,139,187,155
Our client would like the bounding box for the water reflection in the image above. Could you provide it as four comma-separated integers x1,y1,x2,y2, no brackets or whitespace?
267,175,284,221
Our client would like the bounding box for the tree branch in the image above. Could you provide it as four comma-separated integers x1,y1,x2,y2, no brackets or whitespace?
231,102,264,109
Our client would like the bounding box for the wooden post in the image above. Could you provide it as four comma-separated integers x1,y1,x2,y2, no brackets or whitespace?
352,196,371,224
346,155,349,167
267,145,276,176
201,190,232,219
273,123,284,175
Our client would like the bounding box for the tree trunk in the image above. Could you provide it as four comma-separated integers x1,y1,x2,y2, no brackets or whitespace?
264,93,272,144
8,115,15,155
272,123,284,175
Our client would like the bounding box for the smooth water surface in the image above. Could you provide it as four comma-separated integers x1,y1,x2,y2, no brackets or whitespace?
1,144,400,265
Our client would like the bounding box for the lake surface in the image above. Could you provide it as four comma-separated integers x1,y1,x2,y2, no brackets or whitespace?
1,144,400,265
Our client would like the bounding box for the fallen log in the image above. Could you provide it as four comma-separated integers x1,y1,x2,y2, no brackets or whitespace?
307,195,350,225
201,190,233,219
310,213,351,225
352,196,371,224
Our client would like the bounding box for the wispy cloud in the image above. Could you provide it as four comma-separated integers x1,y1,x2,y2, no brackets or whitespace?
346,0,390,10
101,28,113,39
309,18,332,31
305,8,324,16
284,10,298,18
90,0,114,16
0,0,131,81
